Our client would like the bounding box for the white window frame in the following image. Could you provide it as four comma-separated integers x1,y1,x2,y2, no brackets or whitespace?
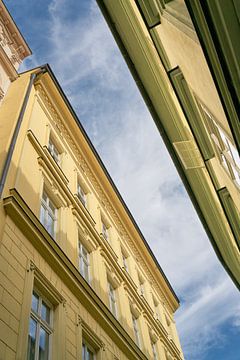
151,340,158,360
152,296,161,322
121,248,129,272
82,339,95,360
102,221,109,241
27,289,53,360
201,104,240,186
108,281,117,318
132,313,141,348
138,273,145,297
48,137,60,165
40,190,57,239
76,316,104,360
77,182,87,207
79,240,90,284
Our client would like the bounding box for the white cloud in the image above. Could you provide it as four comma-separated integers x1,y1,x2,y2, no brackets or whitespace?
22,0,240,358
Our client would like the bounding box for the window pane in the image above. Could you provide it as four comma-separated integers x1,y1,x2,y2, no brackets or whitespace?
49,200,55,214
27,318,37,360
46,213,54,237
41,301,50,324
132,315,140,347
49,139,59,164
82,247,88,259
31,292,39,313
84,263,89,282
40,205,46,226
42,192,47,202
152,342,158,360
88,349,94,360
102,223,108,240
39,327,49,360
82,343,94,360
82,343,86,359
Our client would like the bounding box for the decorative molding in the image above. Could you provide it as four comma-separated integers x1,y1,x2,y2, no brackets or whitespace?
0,84,4,99
163,3,198,44
169,67,215,161
78,315,105,350
77,221,98,252
0,45,18,80
26,259,66,308
0,4,31,59
130,302,141,318
137,0,162,28
34,82,174,312
27,130,69,186
72,199,96,230
218,187,240,250
150,27,172,71
184,0,240,155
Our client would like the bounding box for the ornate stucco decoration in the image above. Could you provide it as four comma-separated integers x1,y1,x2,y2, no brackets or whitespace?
35,82,173,312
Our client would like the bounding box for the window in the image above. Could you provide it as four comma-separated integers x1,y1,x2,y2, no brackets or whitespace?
40,191,57,238
151,341,158,360
102,221,108,241
79,241,90,283
201,104,240,186
153,296,161,321
121,248,129,272
108,281,117,317
27,290,53,360
165,316,174,340
77,319,103,360
122,253,128,272
77,182,86,207
48,137,60,164
82,341,95,360
132,313,141,348
138,273,145,297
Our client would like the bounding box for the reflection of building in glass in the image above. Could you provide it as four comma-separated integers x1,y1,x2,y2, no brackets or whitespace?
97,0,240,289
0,1,184,359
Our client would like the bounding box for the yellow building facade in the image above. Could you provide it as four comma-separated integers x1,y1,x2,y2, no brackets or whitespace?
97,0,240,289
0,4,184,359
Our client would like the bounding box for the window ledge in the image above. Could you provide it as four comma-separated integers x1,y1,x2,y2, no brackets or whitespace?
27,130,69,187
73,194,96,227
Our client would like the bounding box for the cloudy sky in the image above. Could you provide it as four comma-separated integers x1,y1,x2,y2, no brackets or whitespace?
6,0,240,359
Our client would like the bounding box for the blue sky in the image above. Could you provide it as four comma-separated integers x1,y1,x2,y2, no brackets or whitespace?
5,1,240,359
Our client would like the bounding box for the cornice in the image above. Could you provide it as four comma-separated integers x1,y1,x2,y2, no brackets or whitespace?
72,196,96,229
0,2,31,59
169,67,215,161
